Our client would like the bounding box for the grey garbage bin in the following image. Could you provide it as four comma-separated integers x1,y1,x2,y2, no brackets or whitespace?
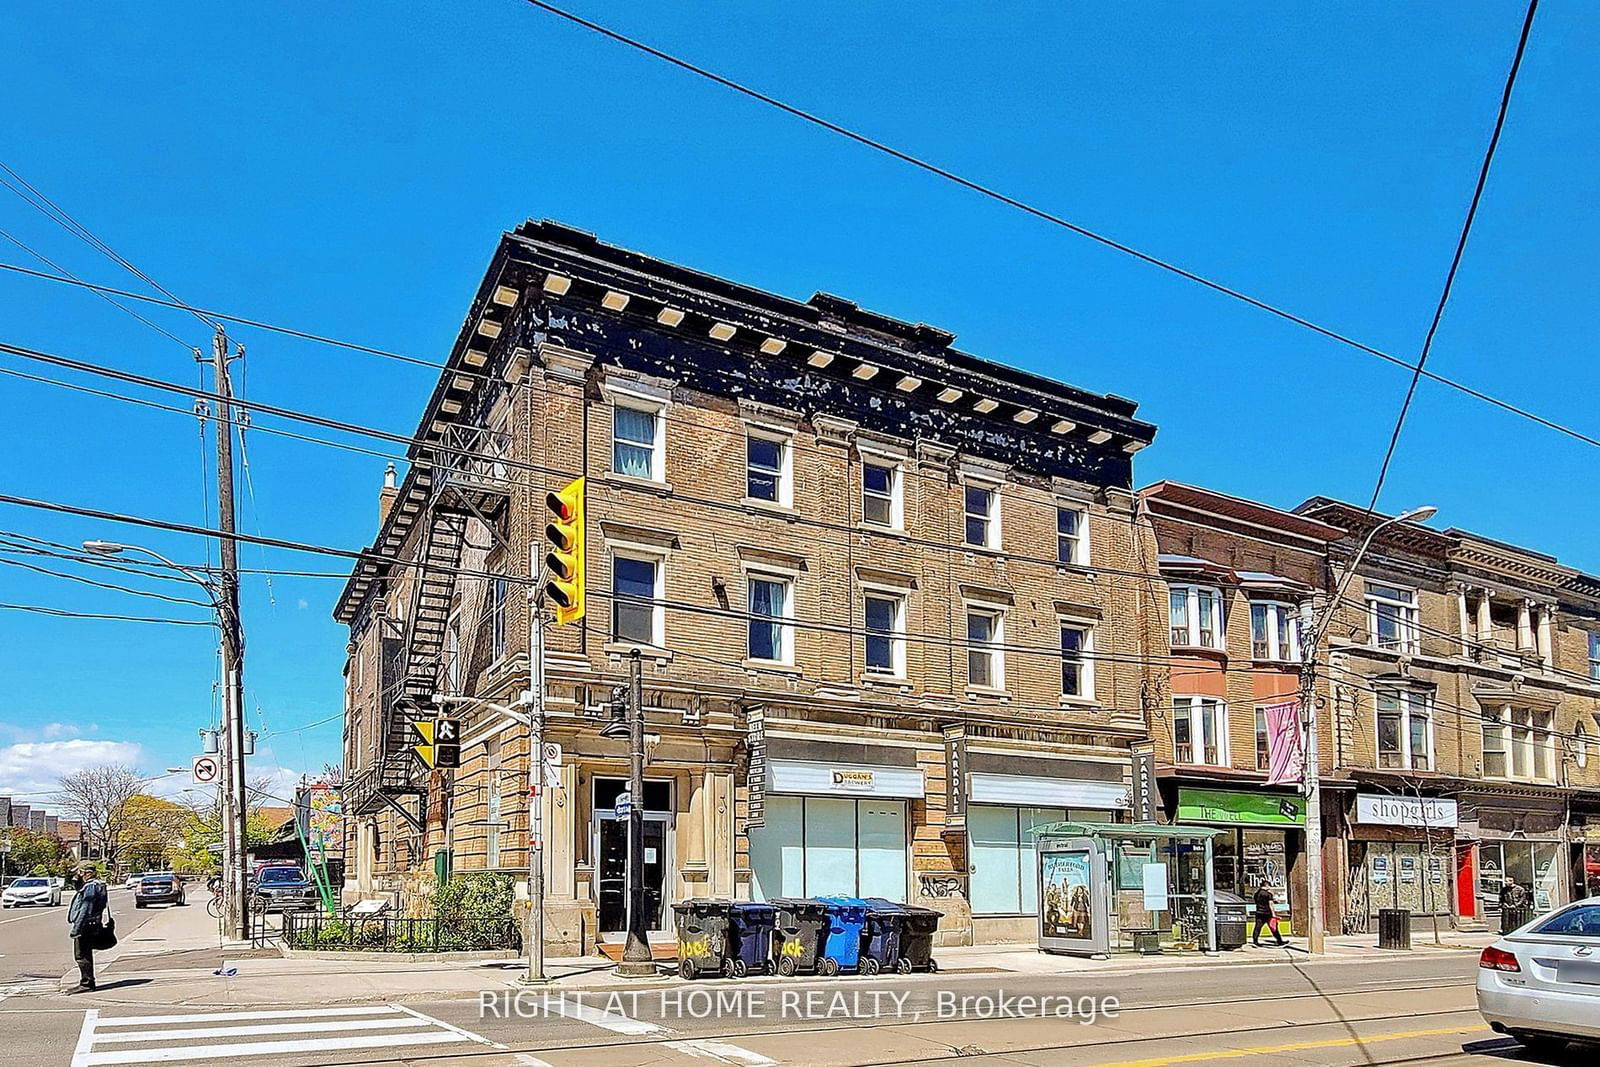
1213,891,1250,951
1500,906,1534,934
1378,908,1411,950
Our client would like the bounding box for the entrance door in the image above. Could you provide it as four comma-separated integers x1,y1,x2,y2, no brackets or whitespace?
596,816,669,933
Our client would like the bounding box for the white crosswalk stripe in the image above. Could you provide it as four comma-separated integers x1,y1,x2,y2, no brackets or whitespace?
70,1003,506,1066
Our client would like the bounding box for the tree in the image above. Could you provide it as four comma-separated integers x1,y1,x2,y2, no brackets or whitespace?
56,764,143,873
115,795,191,873
2,827,70,877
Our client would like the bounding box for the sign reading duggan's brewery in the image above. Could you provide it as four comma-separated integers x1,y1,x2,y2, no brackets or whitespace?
831,769,875,789
1354,794,1458,829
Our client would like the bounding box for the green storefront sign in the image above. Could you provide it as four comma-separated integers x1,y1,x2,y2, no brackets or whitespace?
1177,788,1305,827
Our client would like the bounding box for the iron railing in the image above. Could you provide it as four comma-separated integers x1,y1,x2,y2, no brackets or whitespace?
281,909,522,953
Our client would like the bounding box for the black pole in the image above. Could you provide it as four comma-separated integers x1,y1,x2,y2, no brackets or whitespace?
617,648,654,976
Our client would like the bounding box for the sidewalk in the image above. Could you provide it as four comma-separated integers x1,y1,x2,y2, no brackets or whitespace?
73,903,1497,1009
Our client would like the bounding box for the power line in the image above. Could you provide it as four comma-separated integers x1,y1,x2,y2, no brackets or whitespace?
0,602,213,626
0,555,212,608
1367,0,1539,510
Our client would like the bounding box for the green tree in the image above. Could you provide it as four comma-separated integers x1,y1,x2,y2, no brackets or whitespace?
3,827,71,876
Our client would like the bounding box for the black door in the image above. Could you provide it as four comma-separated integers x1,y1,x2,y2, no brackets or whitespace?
597,817,667,932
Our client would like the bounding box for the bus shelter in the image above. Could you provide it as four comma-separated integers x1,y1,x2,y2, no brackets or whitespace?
1030,822,1222,957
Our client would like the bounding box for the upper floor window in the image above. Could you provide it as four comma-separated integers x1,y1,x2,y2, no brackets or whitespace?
1366,583,1419,653
1249,601,1302,662
1056,506,1089,566
1173,696,1227,765
862,460,901,528
747,574,792,664
1590,632,1600,682
746,431,791,505
612,402,663,481
488,577,507,661
1060,621,1094,700
863,591,906,677
1577,720,1590,770
612,553,662,646
1377,688,1432,771
964,483,999,549
1483,704,1556,782
1169,584,1225,650
966,606,1005,690
1254,707,1272,771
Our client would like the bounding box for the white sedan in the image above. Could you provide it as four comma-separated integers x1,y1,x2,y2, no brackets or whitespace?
1478,897,1600,1054
1,876,62,907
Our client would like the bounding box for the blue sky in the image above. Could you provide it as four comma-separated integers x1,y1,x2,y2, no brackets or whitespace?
2,2,1596,805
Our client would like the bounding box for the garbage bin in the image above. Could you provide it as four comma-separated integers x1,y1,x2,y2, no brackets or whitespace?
1500,907,1535,935
672,898,732,979
770,898,830,977
1213,891,1249,951
727,901,776,978
816,897,870,976
1378,908,1412,951
895,903,942,973
857,899,906,976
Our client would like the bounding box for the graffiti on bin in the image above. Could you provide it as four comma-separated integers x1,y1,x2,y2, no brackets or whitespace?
678,937,711,960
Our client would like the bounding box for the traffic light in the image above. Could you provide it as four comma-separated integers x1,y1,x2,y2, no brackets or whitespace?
434,717,461,770
544,476,585,625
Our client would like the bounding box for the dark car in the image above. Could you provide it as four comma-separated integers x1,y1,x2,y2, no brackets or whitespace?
252,866,317,912
135,872,187,908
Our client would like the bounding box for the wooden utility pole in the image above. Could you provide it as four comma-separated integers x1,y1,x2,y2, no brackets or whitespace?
212,328,250,942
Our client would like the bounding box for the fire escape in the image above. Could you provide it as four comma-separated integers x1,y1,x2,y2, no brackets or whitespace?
347,424,513,828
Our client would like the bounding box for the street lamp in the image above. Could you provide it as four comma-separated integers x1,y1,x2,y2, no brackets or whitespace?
83,538,250,943
1300,504,1437,954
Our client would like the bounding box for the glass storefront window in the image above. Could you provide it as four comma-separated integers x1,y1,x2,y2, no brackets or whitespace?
749,796,908,902
969,805,1117,915
1479,841,1562,914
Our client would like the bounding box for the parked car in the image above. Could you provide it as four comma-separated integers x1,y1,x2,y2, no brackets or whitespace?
1477,897,1600,1054
2,876,62,908
134,872,187,908
123,872,148,890
251,866,317,912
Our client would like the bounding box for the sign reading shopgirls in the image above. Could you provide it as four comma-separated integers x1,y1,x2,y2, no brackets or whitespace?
1354,794,1458,829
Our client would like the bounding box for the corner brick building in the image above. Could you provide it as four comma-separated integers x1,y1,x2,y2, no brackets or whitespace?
336,221,1163,948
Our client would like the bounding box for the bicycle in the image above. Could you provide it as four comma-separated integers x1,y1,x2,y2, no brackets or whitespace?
205,882,223,919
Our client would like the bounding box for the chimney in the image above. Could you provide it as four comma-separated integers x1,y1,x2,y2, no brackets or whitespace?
378,462,398,524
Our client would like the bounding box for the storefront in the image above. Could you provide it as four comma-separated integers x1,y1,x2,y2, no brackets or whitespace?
1174,787,1304,932
1458,791,1569,920
1572,807,1600,903
747,747,922,902
1347,793,1457,930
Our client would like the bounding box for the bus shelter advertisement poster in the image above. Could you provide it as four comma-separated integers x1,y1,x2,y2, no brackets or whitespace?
1042,850,1094,940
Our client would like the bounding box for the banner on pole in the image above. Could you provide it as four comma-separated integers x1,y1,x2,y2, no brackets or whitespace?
1264,702,1304,786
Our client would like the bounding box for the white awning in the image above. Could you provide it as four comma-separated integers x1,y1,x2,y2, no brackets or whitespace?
768,759,925,799
970,772,1129,810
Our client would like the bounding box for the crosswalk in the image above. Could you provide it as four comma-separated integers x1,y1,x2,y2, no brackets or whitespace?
69,1004,506,1065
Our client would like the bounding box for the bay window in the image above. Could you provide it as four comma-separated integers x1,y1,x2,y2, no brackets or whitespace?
1169,584,1225,649
1249,600,1302,661
1376,689,1432,770
1366,583,1420,653
1173,696,1227,765
1483,705,1556,782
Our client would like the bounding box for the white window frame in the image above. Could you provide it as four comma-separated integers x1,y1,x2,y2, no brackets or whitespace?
862,585,907,680
1058,618,1095,702
1249,600,1302,662
1577,720,1590,770
1376,688,1433,771
962,479,1001,550
604,379,670,484
1487,704,1558,782
1172,696,1228,766
1366,582,1420,654
1589,632,1600,682
861,457,903,530
1056,504,1090,566
744,426,793,507
745,570,794,665
965,601,1006,692
610,548,665,648
485,737,504,869
1169,583,1226,650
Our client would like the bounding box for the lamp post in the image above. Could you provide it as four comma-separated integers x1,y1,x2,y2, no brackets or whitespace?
84,540,250,941
1299,505,1437,954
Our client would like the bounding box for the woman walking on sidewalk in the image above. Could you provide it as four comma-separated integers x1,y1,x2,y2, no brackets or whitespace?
65,864,109,994
1252,884,1287,947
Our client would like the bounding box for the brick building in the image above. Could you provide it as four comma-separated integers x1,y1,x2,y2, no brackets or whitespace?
335,221,1162,948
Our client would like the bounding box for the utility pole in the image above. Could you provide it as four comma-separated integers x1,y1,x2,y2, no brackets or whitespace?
211,328,250,943
617,648,653,977
1297,610,1326,956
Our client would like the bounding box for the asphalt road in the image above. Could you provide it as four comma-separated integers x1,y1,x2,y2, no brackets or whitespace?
0,885,169,991
5,949,1588,1067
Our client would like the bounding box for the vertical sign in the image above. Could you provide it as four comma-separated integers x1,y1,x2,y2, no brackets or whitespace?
943,723,968,832
1131,744,1156,823
746,706,766,830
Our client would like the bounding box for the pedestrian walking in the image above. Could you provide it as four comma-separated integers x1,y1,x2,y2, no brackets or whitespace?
1252,884,1286,947
65,863,110,994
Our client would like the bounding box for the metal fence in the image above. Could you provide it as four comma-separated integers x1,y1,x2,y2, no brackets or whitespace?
281,910,522,953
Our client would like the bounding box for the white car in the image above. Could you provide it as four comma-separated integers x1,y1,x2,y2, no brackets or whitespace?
123,873,146,890
1477,897,1600,1053
1,876,62,907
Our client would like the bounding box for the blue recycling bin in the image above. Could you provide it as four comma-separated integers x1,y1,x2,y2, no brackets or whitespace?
728,901,775,978
816,896,870,976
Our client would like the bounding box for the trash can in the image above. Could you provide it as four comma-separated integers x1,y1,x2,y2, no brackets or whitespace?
816,897,870,976
672,898,732,979
1500,907,1534,935
857,899,906,976
1213,891,1249,951
1378,908,1412,951
727,901,776,978
770,898,830,977
895,903,942,972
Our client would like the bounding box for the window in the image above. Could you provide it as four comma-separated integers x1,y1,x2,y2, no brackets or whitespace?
1377,689,1432,770
1060,622,1094,699
1172,697,1227,765
485,738,503,868
1254,707,1271,771
749,796,907,902
444,620,461,694
969,805,1068,914
1577,721,1590,770
864,593,905,677
967,608,1004,689
1056,506,1088,566
747,575,792,663
1169,584,1225,649
1484,705,1557,782
746,432,790,505
964,483,998,549
1249,601,1301,662
1590,633,1600,681
488,577,507,661
862,461,899,527
612,402,662,480
611,554,661,645
1533,903,1600,937
1366,583,1420,653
